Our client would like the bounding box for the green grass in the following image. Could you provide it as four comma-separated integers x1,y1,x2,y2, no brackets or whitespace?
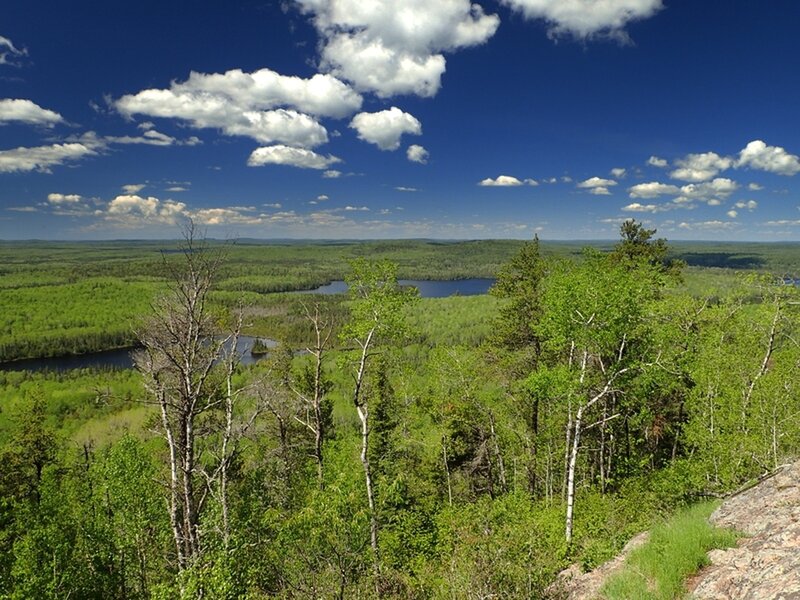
601,501,739,600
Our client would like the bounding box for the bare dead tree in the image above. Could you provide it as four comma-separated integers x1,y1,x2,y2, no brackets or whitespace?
288,301,334,489
134,223,245,574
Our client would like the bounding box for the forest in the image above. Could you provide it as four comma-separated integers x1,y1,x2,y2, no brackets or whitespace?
1,225,800,598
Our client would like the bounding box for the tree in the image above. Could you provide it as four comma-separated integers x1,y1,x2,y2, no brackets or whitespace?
134,224,244,578
490,234,547,355
537,252,661,545
289,302,334,489
490,235,548,496
613,219,682,278
339,258,418,583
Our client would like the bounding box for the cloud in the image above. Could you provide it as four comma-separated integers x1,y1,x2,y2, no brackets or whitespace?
501,0,663,41
0,99,64,127
627,179,737,203
647,155,668,168
610,167,626,178
726,210,738,218
295,0,499,97
122,183,146,194
678,177,738,200
669,151,732,182
107,129,201,147
736,140,800,176
764,219,800,227
166,186,188,192
47,193,82,204
349,107,421,150
322,169,342,178
628,181,681,198
407,144,429,164
478,175,538,187
248,145,342,169
623,202,658,213
578,176,617,195
116,68,354,147
192,207,262,226
677,220,738,231
0,142,97,173
395,186,417,192
0,35,27,67
116,68,362,120
317,194,329,201
748,182,764,191
734,200,758,211
106,194,187,226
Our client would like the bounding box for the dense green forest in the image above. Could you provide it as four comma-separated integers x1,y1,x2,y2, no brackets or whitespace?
3,237,800,363
1,228,800,597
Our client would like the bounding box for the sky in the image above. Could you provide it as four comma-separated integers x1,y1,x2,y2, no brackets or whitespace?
1,0,800,241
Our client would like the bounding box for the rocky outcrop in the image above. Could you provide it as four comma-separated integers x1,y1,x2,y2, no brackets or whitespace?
546,532,650,599
549,461,800,599
689,462,800,599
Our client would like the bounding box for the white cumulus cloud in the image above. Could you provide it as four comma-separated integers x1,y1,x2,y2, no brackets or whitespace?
0,142,97,173
734,200,758,211
611,167,626,178
578,176,617,195
628,181,681,198
479,175,538,187
647,155,668,168
116,67,360,147
501,0,663,41
106,195,187,226
679,177,738,200
349,107,421,150
736,140,800,176
623,202,658,213
407,144,429,164
670,151,732,182
248,145,342,169
47,193,82,204
295,0,500,97
0,99,63,127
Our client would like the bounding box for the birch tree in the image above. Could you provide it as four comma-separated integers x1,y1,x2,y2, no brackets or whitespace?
537,251,661,545
339,258,418,581
135,225,245,577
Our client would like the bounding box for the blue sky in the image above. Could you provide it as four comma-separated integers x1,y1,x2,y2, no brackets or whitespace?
2,0,800,241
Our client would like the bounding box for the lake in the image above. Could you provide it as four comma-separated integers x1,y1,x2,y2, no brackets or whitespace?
1,279,496,373
299,278,496,297
0,335,277,373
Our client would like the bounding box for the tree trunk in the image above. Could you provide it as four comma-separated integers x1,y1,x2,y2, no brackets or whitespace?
357,404,380,581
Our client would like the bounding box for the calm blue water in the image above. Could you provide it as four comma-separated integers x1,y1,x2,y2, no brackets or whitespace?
1,279,496,373
300,278,495,297
0,336,276,373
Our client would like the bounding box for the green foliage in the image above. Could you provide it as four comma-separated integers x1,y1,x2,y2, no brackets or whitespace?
427,493,565,598
341,258,419,346
3,236,800,597
490,235,546,352
0,278,159,361
601,502,738,600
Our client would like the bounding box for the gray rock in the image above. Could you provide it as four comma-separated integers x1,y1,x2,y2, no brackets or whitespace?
690,462,800,599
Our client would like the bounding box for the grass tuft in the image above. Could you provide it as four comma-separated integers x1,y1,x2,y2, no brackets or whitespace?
601,501,739,600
